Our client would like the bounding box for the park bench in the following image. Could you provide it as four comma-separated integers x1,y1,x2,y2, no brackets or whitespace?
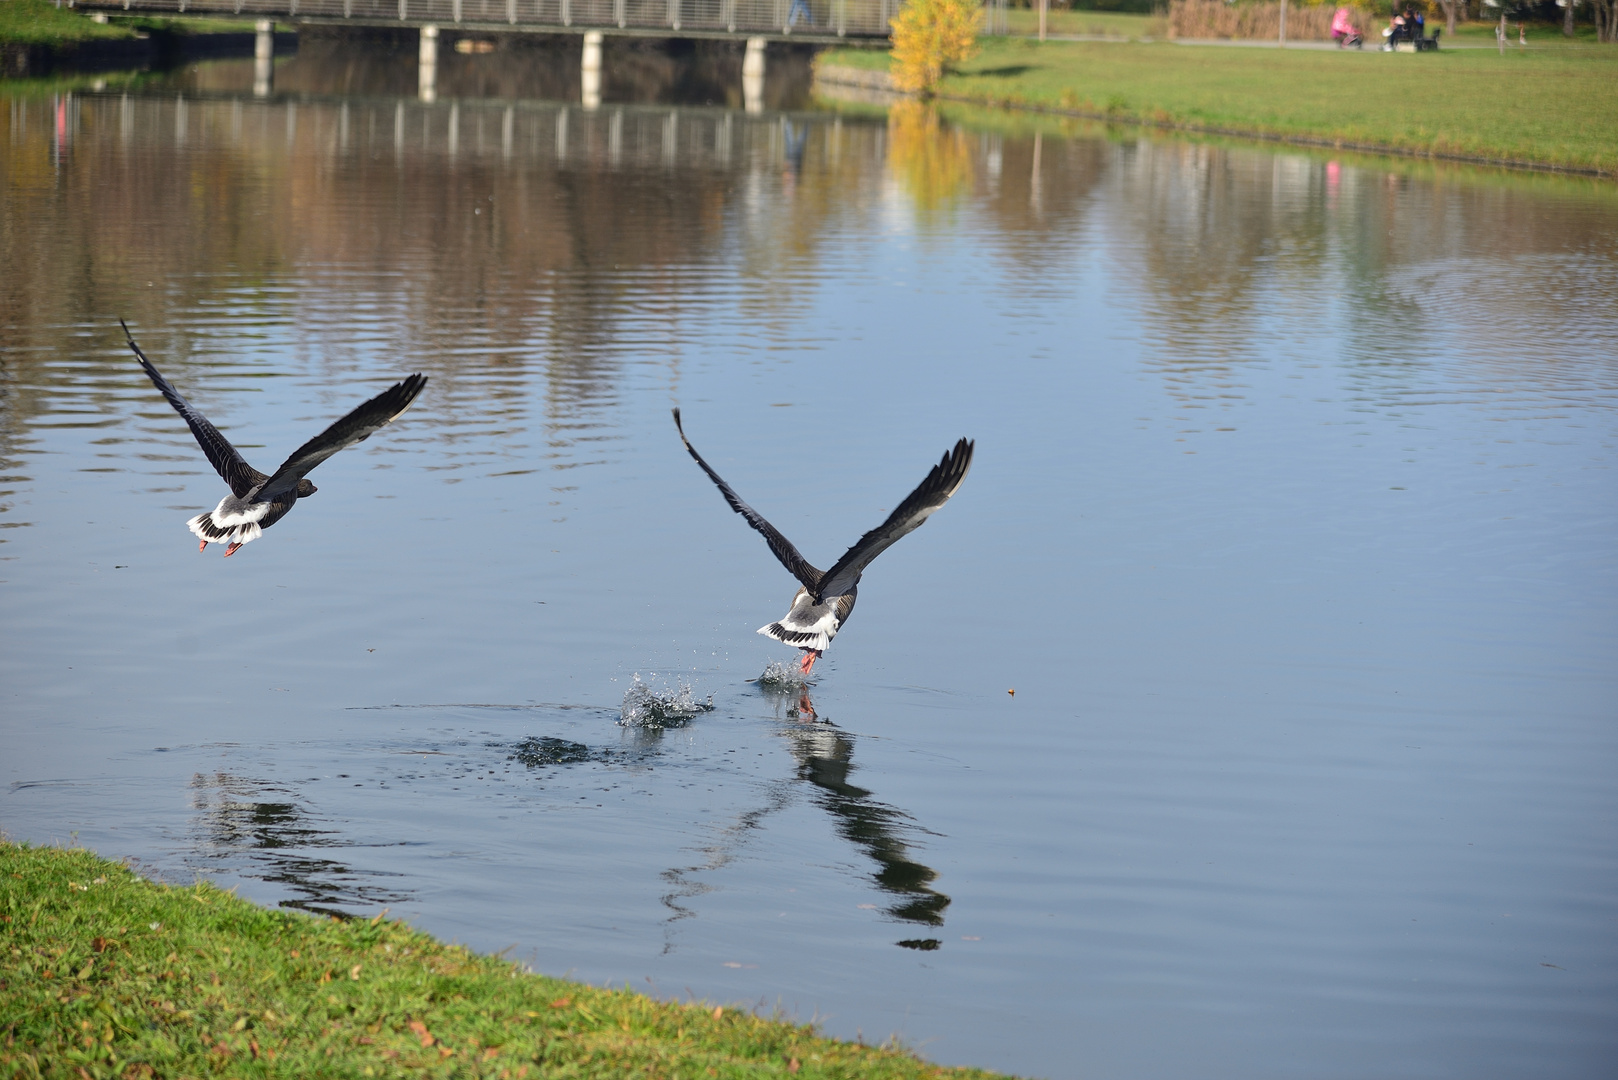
1386,26,1441,52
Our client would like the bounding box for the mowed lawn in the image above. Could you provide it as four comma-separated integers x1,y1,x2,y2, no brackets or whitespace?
822,39,1618,173
0,841,1008,1079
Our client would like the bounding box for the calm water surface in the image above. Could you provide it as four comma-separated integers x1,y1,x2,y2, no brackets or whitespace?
3,56,1617,1079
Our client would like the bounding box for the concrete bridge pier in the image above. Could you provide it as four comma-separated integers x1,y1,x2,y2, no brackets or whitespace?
581,32,604,110
418,24,439,104
253,20,274,97
742,36,765,114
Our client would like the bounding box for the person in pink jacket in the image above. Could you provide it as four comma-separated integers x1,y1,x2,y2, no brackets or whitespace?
1331,6,1361,47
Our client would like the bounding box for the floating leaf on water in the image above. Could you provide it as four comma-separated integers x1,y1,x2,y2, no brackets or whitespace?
618,674,714,728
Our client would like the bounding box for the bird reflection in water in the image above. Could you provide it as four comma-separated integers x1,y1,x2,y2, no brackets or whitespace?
658,684,950,951
780,722,950,947
187,772,410,918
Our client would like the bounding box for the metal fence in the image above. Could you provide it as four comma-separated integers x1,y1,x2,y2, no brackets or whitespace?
84,0,903,38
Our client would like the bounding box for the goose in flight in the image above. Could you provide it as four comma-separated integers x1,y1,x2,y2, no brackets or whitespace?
673,409,973,675
122,320,427,557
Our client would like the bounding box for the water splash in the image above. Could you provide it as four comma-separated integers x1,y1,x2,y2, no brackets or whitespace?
618,674,714,728
756,660,810,693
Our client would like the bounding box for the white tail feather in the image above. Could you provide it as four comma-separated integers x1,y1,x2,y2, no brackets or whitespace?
187,513,263,548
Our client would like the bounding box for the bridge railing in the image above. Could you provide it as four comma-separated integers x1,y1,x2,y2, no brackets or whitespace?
94,0,902,38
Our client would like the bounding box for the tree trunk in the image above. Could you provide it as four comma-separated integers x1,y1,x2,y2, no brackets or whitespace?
1564,0,1575,37
1438,0,1458,36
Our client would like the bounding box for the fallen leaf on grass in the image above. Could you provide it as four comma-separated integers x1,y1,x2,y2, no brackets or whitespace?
548,998,571,1009
408,1020,435,1047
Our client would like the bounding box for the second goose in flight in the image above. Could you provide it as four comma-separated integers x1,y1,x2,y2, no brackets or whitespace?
673,409,973,675
123,321,427,557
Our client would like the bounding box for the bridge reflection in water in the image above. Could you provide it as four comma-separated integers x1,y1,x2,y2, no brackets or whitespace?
85,88,846,176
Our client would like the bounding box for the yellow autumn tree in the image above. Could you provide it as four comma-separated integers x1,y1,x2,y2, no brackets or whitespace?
889,0,983,97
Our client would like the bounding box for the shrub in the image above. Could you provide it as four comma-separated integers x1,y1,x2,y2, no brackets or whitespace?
890,0,985,95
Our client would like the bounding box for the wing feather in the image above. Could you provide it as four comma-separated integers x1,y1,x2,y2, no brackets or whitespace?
255,374,428,502
122,319,265,499
816,437,973,601
673,409,823,592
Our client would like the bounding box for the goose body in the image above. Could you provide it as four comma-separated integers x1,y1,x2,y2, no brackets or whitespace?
674,409,972,674
122,320,427,556
762,587,858,655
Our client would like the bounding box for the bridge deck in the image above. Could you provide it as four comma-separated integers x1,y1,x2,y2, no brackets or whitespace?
78,0,898,43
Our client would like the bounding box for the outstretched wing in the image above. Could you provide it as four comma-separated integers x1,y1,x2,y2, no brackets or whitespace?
255,374,429,502
815,437,973,602
672,408,823,592
122,319,265,499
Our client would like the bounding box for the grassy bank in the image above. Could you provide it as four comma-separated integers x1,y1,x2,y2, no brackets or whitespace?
0,840,1007,1079
0,0,133,46
0,0,266,46
818,38,1618,173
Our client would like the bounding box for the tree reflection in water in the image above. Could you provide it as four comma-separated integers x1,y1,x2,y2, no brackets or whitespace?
886,101,976,216
186,771,412,918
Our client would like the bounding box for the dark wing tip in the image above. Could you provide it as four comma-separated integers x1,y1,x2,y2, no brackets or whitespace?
672,407,684,433
938,437,974,495
387,373,429,412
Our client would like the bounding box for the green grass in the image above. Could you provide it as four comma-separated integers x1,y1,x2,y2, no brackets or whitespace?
0,1,272,48
0,840,1008,1079
819,37,1618,173
0,0,133,46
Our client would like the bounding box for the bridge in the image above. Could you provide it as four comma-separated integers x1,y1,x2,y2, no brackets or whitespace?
76,0,897,107
75,0,900,43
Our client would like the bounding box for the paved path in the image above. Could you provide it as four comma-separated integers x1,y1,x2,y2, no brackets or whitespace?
1012,32,1583,51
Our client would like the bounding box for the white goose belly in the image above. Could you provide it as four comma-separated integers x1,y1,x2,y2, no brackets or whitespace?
758,586,858,653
